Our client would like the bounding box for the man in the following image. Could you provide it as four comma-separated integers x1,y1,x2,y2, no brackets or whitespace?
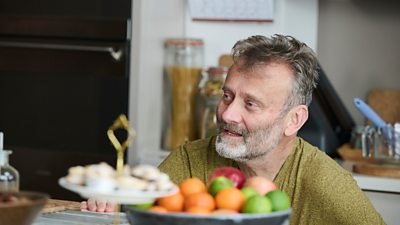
83,34,385,225
158,34,385,224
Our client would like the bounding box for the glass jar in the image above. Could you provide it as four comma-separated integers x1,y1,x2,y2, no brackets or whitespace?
199,67,226,139
162,38,204,150
0,150,20,192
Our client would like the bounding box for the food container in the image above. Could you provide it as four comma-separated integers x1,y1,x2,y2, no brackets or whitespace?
162,38,204,150
361,124,400,164
198,67,226,138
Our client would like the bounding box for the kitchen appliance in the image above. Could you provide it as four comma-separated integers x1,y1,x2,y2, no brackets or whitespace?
0,0,131,200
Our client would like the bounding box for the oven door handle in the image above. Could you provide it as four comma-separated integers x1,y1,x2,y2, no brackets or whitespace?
0,41,123,61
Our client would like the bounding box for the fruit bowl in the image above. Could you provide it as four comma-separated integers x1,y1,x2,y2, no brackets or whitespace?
125,207,291,225
0,191,49,225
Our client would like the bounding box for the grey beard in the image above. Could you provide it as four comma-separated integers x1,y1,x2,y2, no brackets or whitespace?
215,119,283,162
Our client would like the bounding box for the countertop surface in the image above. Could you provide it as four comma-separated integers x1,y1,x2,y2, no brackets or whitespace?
34,199,128,225
340,160,400,193
34,210,128,225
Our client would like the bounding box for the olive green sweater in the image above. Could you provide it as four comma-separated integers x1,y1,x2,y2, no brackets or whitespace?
159,136,385,225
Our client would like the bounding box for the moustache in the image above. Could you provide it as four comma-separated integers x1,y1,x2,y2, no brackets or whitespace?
218,122,249,137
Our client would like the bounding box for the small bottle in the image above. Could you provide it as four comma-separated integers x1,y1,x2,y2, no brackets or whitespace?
0,150,20,192
199,67,226,139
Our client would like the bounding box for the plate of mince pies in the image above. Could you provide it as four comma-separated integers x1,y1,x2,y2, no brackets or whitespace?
59,162,178,204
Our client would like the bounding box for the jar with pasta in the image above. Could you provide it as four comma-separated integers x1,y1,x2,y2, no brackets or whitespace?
162,38,204,150
198,67,226,139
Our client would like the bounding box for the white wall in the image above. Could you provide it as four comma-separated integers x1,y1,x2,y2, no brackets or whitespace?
129,0,186,165
184,0,318,67
318,0,400,125
129,0,319,166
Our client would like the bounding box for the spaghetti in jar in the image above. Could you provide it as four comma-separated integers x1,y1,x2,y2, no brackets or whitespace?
162,38,204,150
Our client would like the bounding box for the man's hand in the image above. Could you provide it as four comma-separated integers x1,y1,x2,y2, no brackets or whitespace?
80,199,115,213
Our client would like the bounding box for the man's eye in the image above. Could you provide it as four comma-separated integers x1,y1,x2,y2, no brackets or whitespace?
223,93,233,102
246,101,257,109
223,94,230,100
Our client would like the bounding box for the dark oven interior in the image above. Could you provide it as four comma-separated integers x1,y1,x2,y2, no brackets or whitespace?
0,0,131,200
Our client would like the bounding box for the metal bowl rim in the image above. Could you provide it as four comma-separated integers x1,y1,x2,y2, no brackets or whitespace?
126,207,291,221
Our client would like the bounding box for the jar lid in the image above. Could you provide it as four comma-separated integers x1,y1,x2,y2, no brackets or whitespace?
206,67,227,76
165,38,204,46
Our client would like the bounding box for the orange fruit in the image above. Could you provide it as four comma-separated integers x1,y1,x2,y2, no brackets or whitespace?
212,208,239,215
179,177,207,197
148,205,168,213
184,192,216,212
186,206,212,215
156,191,184,212
215,187,245,212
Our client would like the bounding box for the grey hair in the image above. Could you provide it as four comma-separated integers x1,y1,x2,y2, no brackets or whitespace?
231,34,319,111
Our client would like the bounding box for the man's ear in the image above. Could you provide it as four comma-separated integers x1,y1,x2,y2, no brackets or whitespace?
284,105,309,136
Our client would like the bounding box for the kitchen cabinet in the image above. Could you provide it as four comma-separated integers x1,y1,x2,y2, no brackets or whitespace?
0,0,131,201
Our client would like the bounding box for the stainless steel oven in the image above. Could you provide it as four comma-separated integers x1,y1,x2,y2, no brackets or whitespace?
0,0,131,200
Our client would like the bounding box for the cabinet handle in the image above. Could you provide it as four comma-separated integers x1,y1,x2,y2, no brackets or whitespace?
0,41,123,61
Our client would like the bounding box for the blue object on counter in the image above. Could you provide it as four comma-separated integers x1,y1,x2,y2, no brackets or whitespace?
353,98,387,129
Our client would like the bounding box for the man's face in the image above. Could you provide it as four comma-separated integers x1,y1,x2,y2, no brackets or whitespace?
215,62,294,162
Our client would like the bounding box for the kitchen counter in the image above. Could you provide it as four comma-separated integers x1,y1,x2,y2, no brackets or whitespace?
34,199,129,225
340,160,400,193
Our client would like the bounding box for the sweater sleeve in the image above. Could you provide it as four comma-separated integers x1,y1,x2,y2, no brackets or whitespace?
297,154,386,225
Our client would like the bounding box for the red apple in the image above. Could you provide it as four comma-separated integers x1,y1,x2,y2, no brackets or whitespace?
208,167,246,188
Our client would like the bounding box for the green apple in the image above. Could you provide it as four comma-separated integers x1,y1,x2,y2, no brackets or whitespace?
241,195,272,214
241,186,259,200
129,202,154,210
266,189,290,211
208,176,234,196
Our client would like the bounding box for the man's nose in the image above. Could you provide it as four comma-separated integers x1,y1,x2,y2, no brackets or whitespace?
221,100,243,124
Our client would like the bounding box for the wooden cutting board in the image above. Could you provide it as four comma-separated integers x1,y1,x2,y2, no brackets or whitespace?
353,162,400,178
42,199,81,213
367,89,400,125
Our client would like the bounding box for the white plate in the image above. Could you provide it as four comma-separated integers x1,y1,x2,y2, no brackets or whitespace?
58,178,178,204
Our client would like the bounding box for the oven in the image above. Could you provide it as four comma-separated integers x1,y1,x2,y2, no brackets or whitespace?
0,0,131,200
